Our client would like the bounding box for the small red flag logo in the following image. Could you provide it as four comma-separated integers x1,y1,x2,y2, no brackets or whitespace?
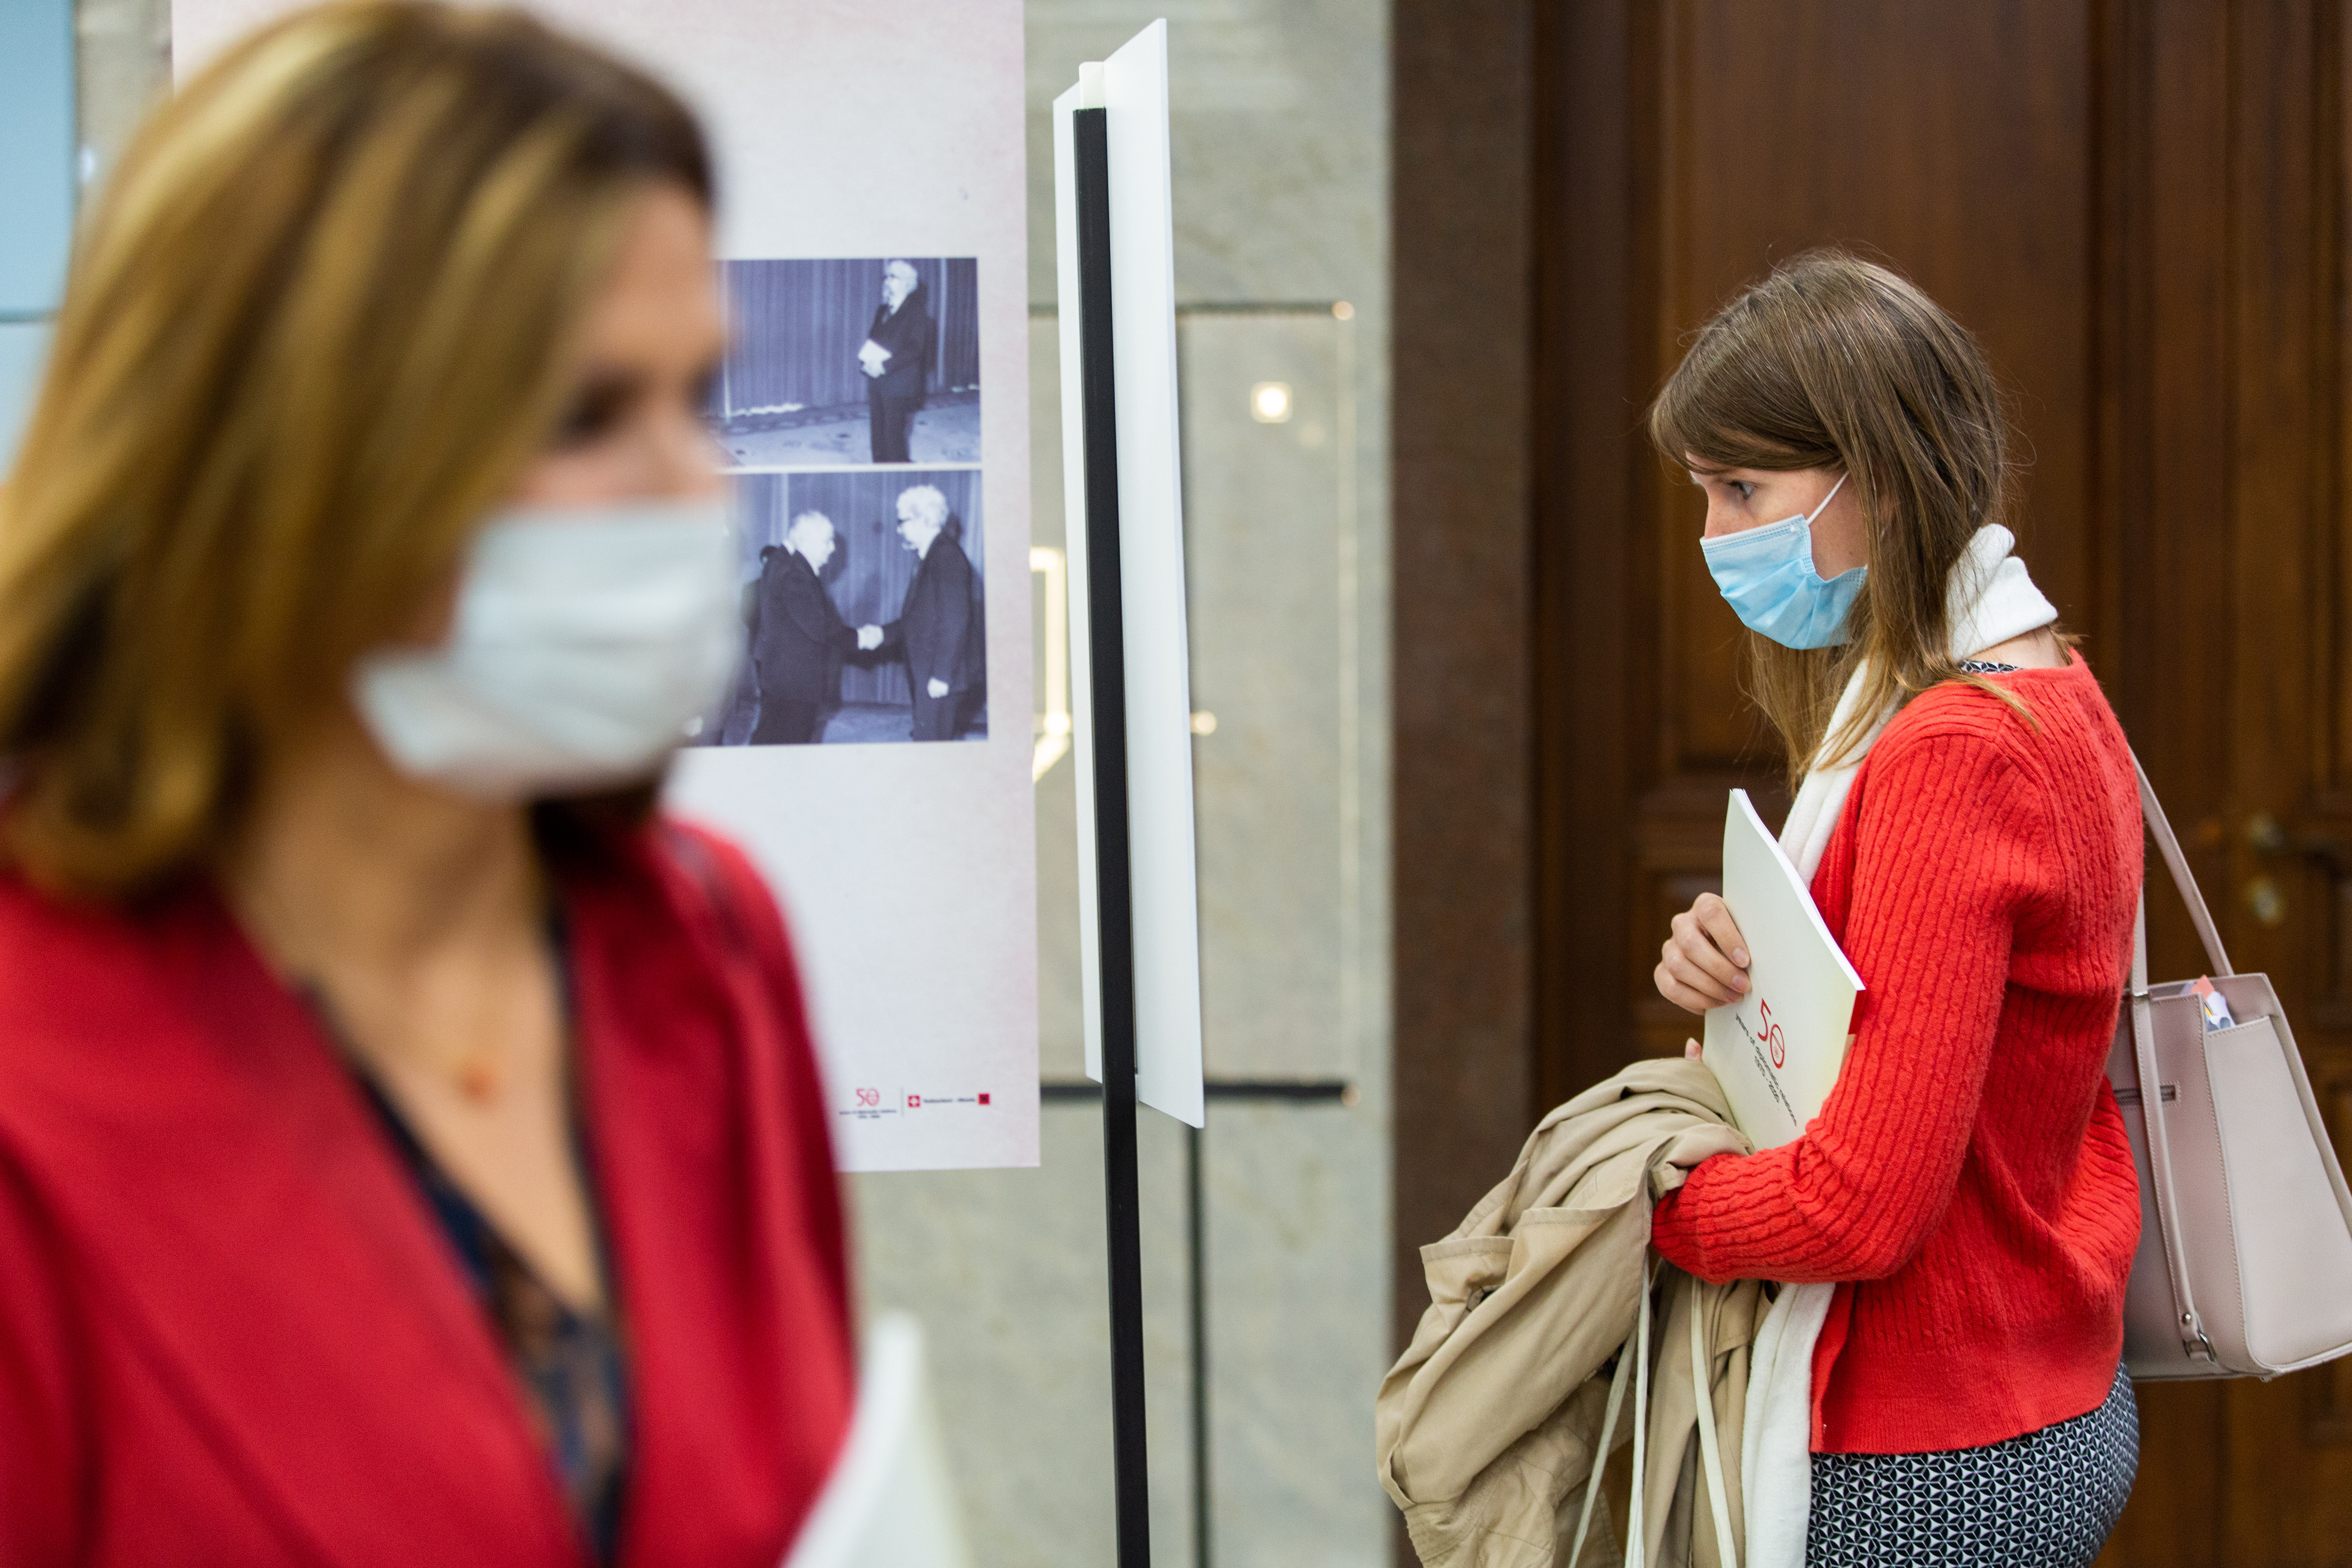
906,1094,921,1108
978,1092,991,1105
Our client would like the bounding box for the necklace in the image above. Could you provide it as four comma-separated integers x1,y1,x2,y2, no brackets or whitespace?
301,980,510,1105
455,1055,503,1104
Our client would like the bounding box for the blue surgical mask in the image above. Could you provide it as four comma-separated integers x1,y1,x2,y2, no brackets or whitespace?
1699,471,1863,649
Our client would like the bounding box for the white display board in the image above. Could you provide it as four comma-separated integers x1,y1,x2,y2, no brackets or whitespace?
1053,22,1206,1129
175,0,1037,1172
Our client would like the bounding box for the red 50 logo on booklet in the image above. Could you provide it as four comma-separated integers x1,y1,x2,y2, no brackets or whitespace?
1759,999,1787,1069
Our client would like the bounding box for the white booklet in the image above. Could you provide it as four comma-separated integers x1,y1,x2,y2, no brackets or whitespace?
1700,790,1866,1150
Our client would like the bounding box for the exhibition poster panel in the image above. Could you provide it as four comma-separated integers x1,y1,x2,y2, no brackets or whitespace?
173,0,1039,1172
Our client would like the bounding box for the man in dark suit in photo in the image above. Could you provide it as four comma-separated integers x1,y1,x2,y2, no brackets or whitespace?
861,484,984,742
858,259,934,463
748,512,875,745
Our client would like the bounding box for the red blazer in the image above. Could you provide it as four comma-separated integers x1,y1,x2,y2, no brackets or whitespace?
0,822,854,1566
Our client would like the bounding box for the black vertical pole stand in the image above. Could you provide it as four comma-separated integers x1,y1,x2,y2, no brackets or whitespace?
1073,105,1154,1568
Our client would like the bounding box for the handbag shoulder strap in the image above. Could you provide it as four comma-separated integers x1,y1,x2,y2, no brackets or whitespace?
1564,1266,1739,1568
2133,750,2232,976
2127,892,2214,1362
2126,753,2223,1363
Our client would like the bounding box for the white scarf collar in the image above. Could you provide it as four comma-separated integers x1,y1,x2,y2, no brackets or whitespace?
1777,524,2059,880
1741,523,2057,1568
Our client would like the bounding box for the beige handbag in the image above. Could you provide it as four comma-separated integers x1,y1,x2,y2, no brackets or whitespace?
2108,755,2352,1379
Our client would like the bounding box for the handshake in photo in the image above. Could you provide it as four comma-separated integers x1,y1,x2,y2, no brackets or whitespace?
855,624,884,652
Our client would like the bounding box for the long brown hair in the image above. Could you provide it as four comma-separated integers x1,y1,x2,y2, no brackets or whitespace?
1648,249,2040,784
0,2,709,895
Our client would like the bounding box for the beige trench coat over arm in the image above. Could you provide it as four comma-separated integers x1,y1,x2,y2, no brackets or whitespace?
1377,1059,1770,1568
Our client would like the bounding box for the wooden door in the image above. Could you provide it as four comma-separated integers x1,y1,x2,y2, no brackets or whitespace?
1528,2,2352,1560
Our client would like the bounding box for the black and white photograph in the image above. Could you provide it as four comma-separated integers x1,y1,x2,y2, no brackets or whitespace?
709,257,980,466
701,468,988,747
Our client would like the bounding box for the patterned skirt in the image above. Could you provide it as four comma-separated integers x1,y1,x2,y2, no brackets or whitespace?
1805,1363,2139,1568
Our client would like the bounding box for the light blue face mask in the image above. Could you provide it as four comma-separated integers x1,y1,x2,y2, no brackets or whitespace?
353,495,743,799
1699,470,1862,649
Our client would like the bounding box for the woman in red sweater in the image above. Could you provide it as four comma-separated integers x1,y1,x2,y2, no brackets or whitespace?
0,7,851,1564
1646,252,2143,1565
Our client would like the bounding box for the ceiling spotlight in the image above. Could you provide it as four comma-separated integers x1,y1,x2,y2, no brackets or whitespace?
1250,381,1294,423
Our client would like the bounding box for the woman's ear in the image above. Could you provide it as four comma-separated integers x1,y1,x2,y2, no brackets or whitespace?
1807,472,1873,577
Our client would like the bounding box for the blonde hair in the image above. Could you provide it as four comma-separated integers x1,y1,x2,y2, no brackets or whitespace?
1649,249,2046,784
0,1,709,894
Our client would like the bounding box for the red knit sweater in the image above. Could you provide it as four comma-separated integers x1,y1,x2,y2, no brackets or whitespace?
1651,655,2144,1454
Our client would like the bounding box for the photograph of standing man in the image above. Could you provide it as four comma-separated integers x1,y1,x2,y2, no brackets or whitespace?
862,484,984,741
749,511,877,744
859,258,935,463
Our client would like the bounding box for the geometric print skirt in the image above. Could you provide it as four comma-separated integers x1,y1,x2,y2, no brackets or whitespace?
1805,1362,2138,1568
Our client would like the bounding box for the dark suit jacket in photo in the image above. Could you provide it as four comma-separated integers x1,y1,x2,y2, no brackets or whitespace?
866,283,935,402
880,521,984,695
751,549,858,707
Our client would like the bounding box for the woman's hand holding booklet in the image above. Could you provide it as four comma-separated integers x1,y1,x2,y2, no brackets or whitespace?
1656,890,1752,1012
1660,791,1864,1151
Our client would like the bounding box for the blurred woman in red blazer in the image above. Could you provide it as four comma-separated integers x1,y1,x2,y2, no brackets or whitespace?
0,6,853,1563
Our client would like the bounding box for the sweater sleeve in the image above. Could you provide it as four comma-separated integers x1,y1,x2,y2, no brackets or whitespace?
1652,719,2057,1284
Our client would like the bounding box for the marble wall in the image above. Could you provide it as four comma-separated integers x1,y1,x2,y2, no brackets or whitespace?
7,0,167,468
846,4,1392,1565
75,0,169,180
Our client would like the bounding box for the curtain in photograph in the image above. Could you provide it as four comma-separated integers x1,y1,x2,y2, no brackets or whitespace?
718,258,980,420
937,256,979,389
734,472,790,560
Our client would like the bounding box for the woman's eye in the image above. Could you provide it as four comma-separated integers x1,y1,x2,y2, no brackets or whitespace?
551,375,634,449
1731,481,1755,501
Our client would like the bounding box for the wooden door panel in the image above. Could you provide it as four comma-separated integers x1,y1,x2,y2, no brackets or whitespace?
2100,1382,2226,1566
1667,0,2102,637
2300,1344,2352,1447
1638,0,2109,1039
2222,2,2352,1560
2223,0,2325,1015
1627,779,1786,1058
